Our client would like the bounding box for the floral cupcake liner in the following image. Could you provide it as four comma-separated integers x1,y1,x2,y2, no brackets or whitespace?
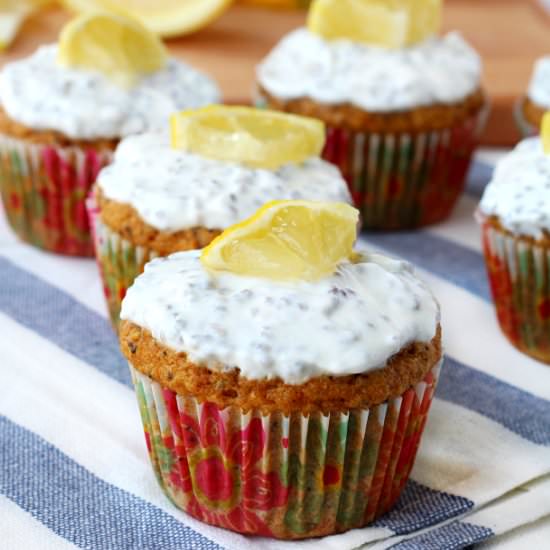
257,96,488,230
481,219,550,364
87,199,158,328
0,133,112,256
129,359,442,539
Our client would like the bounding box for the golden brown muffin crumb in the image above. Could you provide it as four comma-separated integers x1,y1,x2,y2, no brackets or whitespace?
484,214,550,244
120,321,442,415
0,105,118,150
257,86,485,133
96,188,221,255
521,96,546,130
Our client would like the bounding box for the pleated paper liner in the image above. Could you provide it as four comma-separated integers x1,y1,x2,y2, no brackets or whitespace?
130,359,442,539
481,218,550,364
87,199,158,329
0,133,112,256
257,95,488,230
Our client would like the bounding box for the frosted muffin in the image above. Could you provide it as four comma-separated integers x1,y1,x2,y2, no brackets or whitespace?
90,107,351,327
478,129,550,364
517,56,550,137
256,0,486,229
0,13,219,256
119,200,442,539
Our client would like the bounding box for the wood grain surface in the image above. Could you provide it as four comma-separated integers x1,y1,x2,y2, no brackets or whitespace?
1,1,549,145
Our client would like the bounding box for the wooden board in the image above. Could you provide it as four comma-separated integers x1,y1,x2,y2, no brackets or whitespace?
2,1,550,146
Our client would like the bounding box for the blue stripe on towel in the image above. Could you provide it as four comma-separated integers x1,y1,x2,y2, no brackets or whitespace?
362,231,491,302
439,358,550,446
373,481,473,535
0,257,549,446
0,257,129,387
0,415,223,550
465,159,494,198
390,520,493,550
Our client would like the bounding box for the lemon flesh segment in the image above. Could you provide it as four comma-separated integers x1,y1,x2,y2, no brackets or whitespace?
308,0,408,49
57,12,167,86
170,106,326,170
308,0,441,48
201,200,359,281
542,112,550,155
61,0,233,38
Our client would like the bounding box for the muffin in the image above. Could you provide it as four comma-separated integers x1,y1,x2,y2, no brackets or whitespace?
478,132,550,364
89,106,352,327
119,200,443,539
517,56,550,137
0,13,219,256
256,0,486,229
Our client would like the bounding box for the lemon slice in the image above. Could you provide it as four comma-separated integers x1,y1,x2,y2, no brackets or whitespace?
308,0,441,48
542,112,550,155
201,200,359,281
308,0,408,48
171,105,326,170
57,12,167,87
61,0,233,38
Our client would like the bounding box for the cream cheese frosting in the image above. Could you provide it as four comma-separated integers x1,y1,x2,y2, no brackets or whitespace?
0,44,220,140
527,56,550,108
97,132,352,231
257,28,482,112
479,137,550,239
121,250,440,384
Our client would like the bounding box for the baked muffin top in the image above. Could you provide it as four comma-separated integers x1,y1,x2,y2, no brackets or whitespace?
257,29,481,112
121,249,440,384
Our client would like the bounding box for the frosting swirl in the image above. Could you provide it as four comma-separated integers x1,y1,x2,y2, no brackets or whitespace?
527,55,550,108
257,29,482,112
121,250,440,384
479,137,550,239
0,44,220,140
97,132,352,231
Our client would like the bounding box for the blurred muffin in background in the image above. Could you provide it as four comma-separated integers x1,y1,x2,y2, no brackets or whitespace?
88,105,351,327
256,0,487,230
517,56,550,137
0,12,220,256
478,115,550,364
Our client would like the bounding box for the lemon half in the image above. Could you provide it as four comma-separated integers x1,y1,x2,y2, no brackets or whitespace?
201,200,359,281
170,105,326,170
62,0,233,38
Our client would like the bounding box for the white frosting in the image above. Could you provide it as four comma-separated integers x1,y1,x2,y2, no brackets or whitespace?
527,56,550,108
121,250,440,384
479,137,550,239
257,29,482,112
97,132,351,231
0,44,220,140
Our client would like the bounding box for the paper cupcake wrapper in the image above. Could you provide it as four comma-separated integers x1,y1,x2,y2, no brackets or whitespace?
0,133,112,256
481,220,550,364
257,95,488,229
129,360,442,539
87,199,158,328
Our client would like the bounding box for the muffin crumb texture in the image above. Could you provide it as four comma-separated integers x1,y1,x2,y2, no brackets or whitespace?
121,321,442,414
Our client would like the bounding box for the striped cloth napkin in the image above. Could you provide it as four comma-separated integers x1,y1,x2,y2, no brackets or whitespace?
1,154,550,550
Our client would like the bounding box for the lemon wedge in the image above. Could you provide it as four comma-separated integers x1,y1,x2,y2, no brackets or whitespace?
201,200,359,281
542,112,550,155
61,0,233,38
170,105,326,170
307,0,441,48
57,12,167,87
